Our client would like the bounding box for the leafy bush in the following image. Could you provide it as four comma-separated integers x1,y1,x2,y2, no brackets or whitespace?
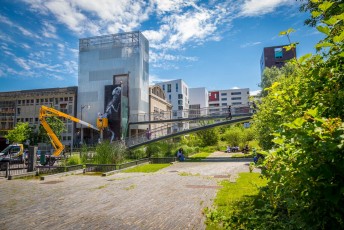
66,155,81,166
247,4,344,228
128,148,146,159
94,141,127,164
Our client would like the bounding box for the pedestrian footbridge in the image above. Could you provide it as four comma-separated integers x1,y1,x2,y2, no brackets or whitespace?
125,106,253,149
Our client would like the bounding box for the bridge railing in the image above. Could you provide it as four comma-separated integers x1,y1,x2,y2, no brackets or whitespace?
124,115,251,148
129,105,252,123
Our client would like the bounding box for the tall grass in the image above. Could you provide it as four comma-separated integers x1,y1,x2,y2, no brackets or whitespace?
94,141,127,164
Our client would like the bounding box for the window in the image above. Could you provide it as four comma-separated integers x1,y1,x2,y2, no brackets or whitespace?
178,94,183,99
222,103,227,106
36,99,39,104
17,108,21,115
69,97,73,101
221,98,227,101
167,84,171,92
18,100,21,104
274,47,283,58
221,93,227,96
67,136,71,141
178,100,183,105
231,92,241,95
232,97,241,100
232,102,241,105
163,85,165,91
50,98,53,102
173,111,177,116
176,83,178,92
168,94,171,101
178,106,183,110
29,118,33,123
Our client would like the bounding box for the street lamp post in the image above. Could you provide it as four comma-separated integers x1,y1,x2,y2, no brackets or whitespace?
80,105,90,145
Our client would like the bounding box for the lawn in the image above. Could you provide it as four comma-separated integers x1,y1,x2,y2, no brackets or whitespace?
205,172,268,229
122,163,171,173
187,152,211,161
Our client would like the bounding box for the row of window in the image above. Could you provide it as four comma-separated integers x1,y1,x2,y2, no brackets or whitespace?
209,102,242,107
17,97,74,106
219,92,243,96
162,83,188,95
218,97,242,101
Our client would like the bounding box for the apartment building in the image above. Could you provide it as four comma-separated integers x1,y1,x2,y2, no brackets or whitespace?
189,87,209,118
208,88,250,115
149,85,172,137
155,79,189,131
78,31,149,140
260,45,296,74
0,87,77,147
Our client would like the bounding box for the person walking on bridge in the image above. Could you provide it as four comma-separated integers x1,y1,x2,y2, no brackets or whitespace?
227,105,232,120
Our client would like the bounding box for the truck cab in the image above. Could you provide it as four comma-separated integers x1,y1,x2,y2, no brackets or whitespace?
0,144,25,164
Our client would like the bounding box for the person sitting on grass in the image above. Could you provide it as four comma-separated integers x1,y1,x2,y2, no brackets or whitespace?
226,146,231,153
177,148,185,162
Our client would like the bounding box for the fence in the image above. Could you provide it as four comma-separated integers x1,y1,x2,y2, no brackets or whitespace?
36,165,84,175
0,162,28,178
1,157,174,178
150,157,176,164
84,158,150,172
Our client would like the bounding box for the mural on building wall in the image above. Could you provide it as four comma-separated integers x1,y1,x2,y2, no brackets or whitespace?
103,85,121,142
113,74,129,140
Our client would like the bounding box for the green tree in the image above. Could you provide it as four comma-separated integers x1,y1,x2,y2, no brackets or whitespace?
195,127,219,147
259,62,296,97
5,122,31,144
223,126,243,147
244,1,344,228
38,116,66,143
299,0,344,27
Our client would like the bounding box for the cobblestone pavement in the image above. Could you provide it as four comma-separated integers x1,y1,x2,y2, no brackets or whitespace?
0,151,256,230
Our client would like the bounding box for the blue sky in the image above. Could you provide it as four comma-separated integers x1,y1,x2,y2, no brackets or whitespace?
0,0,323,94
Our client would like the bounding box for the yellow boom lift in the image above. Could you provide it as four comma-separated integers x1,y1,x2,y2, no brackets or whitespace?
39,105,107,158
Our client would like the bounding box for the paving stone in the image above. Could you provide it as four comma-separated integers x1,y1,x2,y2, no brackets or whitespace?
0,152,258,230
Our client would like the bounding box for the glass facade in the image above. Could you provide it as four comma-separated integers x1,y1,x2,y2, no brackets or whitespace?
78,31,149,129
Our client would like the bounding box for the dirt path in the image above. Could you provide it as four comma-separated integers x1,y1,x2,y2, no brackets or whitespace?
0,152,255,230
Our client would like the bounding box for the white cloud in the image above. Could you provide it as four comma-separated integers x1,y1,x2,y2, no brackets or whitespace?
21,44,31,49
149,74,175,85
240,0,291,17
240,41,262,48
0,15,39,38
250,90,261,96
42,21,58,38
14,58,31,70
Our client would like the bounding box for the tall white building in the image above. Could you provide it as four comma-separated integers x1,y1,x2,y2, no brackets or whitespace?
189,87,209,117
208,88,250,115
155,79,189,131
78,31,149,142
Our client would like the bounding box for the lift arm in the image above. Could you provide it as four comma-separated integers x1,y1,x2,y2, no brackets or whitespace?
39,105,99,157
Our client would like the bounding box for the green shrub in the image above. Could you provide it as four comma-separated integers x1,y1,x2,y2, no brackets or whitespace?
94,141,127,164
146,144,161,157
67,154,81,165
